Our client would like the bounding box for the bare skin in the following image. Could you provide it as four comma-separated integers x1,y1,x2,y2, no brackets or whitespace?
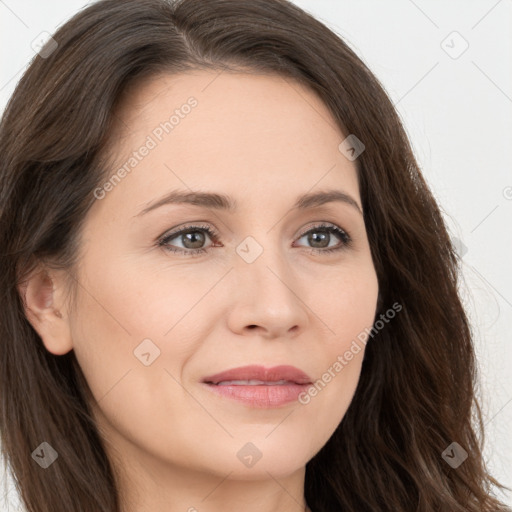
21,70,379,512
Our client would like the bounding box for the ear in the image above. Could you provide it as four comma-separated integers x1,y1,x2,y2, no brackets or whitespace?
17,266,73,355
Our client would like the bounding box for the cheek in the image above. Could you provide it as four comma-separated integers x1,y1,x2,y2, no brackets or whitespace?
294,265,378,440
66,259,174,406
68,278,194,461
68,290,136,406
67,257,214,440
294,339,366,459
314,260,380,346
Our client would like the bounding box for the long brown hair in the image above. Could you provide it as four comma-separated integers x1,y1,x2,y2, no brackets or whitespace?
0,0,509,510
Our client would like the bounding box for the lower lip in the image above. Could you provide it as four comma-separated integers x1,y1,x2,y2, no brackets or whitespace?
202,382,311,408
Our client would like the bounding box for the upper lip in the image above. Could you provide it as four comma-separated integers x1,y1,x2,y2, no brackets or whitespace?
202,365,312,385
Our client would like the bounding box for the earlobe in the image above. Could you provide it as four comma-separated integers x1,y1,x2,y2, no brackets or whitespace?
17,267,73,355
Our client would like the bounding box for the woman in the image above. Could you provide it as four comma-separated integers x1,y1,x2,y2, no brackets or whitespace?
0,0,509,511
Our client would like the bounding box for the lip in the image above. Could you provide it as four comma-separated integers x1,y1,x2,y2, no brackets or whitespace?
202,364,312,385
201,365,313,408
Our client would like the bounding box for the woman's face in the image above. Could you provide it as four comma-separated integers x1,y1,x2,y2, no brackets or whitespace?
39,71,379,486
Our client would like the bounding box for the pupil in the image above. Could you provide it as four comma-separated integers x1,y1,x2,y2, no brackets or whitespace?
309,231,329,248
184,231,205,249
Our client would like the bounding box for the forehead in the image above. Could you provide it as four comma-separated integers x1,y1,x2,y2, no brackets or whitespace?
99,70,360,214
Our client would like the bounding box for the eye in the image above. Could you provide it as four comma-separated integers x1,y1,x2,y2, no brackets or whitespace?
157,222,353,256
293,223,353,254
157,223,220,257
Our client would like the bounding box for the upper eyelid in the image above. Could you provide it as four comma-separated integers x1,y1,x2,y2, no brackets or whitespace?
297,222,346,237
160,223,220,240
159,222,348,244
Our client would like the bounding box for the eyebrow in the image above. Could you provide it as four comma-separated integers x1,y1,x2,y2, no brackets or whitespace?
135,189,363,217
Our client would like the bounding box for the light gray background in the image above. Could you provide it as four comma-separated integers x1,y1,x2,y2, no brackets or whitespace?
1,0,511,510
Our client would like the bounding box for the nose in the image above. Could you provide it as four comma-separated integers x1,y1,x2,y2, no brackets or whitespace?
226,246,310,339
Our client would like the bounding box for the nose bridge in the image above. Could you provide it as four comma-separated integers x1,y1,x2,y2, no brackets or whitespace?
227,230,309,336
235,231,292,298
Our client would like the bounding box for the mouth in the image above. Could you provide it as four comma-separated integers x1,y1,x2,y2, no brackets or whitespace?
202,364,312,385
213,379,301,386
201,365,313,408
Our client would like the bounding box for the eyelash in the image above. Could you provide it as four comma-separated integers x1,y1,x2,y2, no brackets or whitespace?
157,222,353,257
